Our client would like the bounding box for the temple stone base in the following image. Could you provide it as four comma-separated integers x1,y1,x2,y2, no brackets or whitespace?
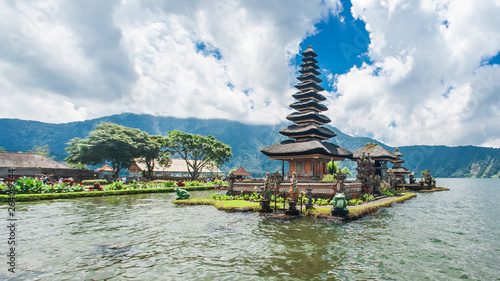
233,181,363,200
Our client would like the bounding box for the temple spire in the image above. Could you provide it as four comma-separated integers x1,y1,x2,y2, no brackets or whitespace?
282,46,335,142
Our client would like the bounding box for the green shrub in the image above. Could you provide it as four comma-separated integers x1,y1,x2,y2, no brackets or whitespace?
348,198,364,205
82,179,108,185
362,193,375,202
321,174,336,182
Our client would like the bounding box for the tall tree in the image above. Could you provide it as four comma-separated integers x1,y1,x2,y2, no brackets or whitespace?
136,135,171,180
65,122,147,179
165,130,232,180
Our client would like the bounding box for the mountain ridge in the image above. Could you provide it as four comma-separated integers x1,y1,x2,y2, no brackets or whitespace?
1,113,499,178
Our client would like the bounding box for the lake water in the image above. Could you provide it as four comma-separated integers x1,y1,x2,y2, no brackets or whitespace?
1,178,499,280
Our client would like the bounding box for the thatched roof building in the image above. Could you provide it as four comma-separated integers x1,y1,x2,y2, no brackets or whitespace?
0,152,69,169
352,143,397,161
232,166,251,179
0,152,93,181
261,46,352,179
95,165,113,172
352,143,398,181
388,148,411,183
127,158,221,177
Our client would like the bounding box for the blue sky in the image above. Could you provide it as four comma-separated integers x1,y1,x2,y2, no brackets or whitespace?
298,0,371,79
1,0,499,148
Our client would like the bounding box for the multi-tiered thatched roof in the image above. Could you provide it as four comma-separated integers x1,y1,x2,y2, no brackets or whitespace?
261,46,352,160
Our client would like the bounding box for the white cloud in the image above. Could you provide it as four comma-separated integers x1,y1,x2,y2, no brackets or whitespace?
330,0,500,147
0,0,341,125
1,0,499,148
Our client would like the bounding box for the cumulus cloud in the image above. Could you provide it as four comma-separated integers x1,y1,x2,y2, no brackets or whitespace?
1,0,499,148
0,0,341,124
329,0,500,147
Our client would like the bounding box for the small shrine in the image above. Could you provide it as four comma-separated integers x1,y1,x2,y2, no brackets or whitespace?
388,148,411,183
261,46,352,179
352,143,397,181
232,166,252,180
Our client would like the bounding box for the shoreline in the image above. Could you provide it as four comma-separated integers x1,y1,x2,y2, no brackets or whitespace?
173,193,418,221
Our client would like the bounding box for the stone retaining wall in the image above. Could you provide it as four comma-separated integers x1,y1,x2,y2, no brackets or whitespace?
232,180,363,199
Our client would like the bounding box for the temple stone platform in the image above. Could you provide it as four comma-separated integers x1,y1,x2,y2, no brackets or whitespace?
232,180,363,200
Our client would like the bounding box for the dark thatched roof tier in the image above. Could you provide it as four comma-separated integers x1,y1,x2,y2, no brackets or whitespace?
290,100,328,112
393,159,405,165
261,140,352,159
286,111,331,124
299,68,320,76
279,124,336,140
300,62,319,69
297,74,322,84
352,144,398,161
302,46,318,57
393,151,403,157
295,81,325,92
301,57,318,63
388,167,411,174
292,90,326,102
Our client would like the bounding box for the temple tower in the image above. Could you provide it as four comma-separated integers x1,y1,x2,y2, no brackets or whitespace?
261,46,352,179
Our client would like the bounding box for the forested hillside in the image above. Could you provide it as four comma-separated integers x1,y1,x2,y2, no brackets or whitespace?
1,113,499,178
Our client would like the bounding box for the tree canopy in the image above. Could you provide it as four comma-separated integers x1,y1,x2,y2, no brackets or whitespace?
165,130,232,180
65,123,151,179
136,134,171,180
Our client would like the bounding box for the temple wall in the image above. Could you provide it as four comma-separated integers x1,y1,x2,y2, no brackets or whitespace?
232,180,363,199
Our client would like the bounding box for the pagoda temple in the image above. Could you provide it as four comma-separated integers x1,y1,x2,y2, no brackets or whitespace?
388,148,411,183
261,46,352,179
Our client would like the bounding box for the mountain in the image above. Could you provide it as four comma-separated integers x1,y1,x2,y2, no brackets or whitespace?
1,113,499,178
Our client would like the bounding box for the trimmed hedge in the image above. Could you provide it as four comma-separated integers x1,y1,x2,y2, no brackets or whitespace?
82,179,109,185
0,185,214,202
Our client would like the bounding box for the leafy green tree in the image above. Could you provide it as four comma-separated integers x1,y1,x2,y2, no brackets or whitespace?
66,162,88,169
65,122,148,179
165,130,232,180
136,135,171,180
0,147,5,152
327,161,339,174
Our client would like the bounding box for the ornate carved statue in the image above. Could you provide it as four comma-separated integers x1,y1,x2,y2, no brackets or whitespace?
289,172,299,200
263,172,272,200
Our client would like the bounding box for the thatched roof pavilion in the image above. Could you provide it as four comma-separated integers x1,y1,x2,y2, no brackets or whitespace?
126,158,221,178
352,143,397,181
261,46,352,179
388,148,411,183
232,166,251,179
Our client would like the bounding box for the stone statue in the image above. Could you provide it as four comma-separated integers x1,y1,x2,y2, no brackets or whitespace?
175,187,191,199
331,193,349,216
263,172,272,200
260,172,273,213
289,172,299,200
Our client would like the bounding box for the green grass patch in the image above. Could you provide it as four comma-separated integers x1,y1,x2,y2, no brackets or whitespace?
303,193,417,219
173,193,418,219
174,197,261,212
0,186,214,203
345,193,417,220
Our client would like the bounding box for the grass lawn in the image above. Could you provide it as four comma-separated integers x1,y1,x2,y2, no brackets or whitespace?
174,193,418,220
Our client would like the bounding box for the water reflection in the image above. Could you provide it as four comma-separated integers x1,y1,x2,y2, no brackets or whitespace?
0,179,499,280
